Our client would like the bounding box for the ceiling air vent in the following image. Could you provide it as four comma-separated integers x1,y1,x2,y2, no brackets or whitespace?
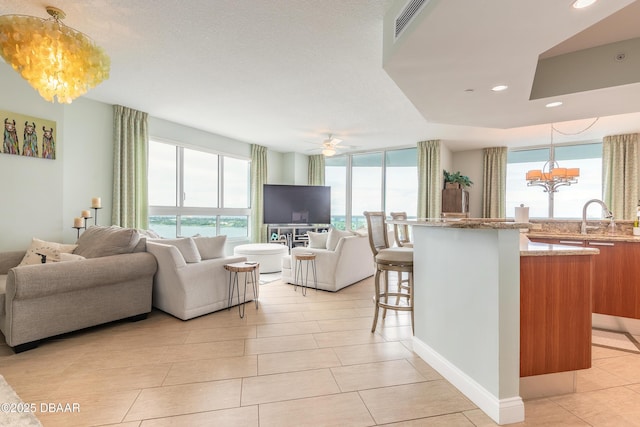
395,0,429,39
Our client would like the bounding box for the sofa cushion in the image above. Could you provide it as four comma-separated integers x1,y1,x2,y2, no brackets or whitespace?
59,253,86,262
326,228,353,251
19,238,78,266
194,236,226,259
307,231,328,249
132,229,163,253
74,226,141,258
148,237,201,263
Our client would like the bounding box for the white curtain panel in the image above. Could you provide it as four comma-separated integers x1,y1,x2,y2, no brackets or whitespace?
603,133,638,220
112,105,149,229
417,140,441,219
482,147,507,218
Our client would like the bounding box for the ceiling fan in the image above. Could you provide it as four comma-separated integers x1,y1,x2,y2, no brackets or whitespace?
308,134,356,157
320,135,342,157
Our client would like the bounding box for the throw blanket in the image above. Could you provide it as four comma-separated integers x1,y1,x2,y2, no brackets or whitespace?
0,375,42,426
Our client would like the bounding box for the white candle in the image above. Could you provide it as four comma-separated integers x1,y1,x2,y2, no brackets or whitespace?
91,197,101,208
73,217,84,228
81,210,91,218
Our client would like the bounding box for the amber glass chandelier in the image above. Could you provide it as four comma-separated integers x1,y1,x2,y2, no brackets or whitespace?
525,124,580,193
0,6,110,103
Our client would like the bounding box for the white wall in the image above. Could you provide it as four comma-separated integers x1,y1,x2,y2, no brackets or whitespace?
267,150,286,184
62,99,114,243
0,63,67,250
440,143,452,174
452,149,484,217
149,117,251,159
282,152,309,184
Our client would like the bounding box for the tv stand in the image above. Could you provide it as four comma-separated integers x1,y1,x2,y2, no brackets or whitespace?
267,224,330,250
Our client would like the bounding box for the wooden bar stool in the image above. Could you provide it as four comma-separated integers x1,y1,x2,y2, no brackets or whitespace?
364,211,414,334
294,252,317,296
224,262,259,318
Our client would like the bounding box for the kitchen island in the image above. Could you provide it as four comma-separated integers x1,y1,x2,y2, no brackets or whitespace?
529,231,640,332
401,220,598,425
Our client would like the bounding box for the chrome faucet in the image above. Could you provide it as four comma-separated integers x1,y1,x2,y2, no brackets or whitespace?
581,199,613,235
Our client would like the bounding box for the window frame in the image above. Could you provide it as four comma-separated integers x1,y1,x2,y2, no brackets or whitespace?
325,146,417,230
148,137,251,238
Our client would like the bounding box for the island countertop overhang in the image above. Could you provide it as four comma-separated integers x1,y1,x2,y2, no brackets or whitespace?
394,219,599,256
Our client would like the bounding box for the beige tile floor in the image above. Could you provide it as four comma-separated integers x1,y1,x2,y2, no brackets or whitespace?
1,277,640,426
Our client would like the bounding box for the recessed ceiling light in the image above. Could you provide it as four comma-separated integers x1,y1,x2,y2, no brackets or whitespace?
491,85,508,92
572,0,597,9
546,101,563,108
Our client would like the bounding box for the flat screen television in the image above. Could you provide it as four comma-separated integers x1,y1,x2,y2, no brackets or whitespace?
263,184,331,224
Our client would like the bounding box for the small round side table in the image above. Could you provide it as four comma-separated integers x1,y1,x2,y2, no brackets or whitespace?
294,252,317,296
224,262,259,318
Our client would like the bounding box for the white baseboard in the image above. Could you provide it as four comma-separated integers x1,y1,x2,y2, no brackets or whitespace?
412,337,524,425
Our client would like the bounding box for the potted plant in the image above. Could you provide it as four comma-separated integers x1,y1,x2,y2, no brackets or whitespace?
443,170,473,189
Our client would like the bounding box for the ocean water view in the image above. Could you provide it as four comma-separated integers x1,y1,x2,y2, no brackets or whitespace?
149,216,249,238
148,215,371,238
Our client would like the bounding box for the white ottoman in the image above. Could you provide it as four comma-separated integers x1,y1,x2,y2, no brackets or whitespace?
233,243,289,273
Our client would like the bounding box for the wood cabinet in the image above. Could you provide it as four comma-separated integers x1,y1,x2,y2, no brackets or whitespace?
588,241,640,319
527,237,640,319
441,188,469,213
520,254,593,377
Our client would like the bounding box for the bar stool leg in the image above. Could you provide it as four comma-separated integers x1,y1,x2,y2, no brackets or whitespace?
311,258,318,292
251,268,259,309
371,267,382,333
302,259,310,296
228,271,239,312
382,270,389,319
238,271,248,318
294,258,303,295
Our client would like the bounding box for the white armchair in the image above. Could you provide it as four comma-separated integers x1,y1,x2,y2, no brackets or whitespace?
283,232,374,292
146,241,256,320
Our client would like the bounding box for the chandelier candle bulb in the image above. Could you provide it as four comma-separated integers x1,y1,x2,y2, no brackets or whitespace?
91,197,101,208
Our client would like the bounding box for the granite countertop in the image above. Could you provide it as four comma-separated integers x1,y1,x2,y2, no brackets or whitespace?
397,219,529,229
520,241,599,257
527,232,640,243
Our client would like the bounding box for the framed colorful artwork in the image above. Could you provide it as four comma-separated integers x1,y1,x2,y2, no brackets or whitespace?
1,109,57,160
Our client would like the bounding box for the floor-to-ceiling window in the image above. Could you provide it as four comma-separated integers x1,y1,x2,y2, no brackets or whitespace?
506,142,602,218
325,156,348,230
385,148,418,217
325,147,417,230
148,139,251,238
351,152,383,229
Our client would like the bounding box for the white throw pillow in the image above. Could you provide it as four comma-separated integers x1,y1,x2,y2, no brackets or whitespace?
194,235,227,259
326,228,353,251
148,237,201,263
19,238,78,266
307,231,328,249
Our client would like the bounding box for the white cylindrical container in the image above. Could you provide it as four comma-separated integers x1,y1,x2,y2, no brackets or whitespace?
514,204,529,223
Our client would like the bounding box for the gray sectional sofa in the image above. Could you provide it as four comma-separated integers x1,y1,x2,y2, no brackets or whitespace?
0,226,157,353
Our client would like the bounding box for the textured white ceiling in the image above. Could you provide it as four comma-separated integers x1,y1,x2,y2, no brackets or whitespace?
1,0,640,153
